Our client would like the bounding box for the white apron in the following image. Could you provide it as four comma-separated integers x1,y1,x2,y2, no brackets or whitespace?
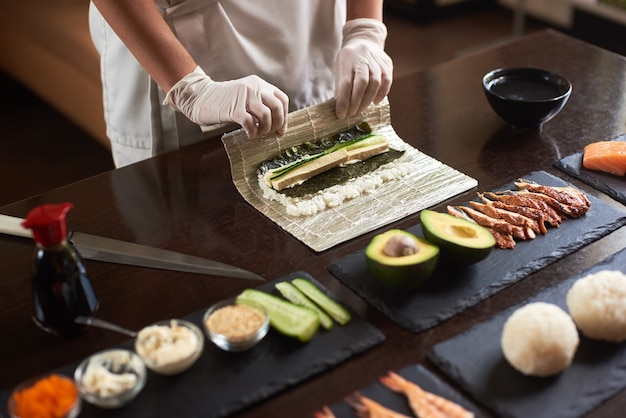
89,0,345,167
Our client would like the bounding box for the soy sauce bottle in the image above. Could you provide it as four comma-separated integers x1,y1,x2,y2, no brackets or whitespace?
22,203,99,337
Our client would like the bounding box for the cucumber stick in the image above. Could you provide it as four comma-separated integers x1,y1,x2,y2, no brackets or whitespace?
275,282,334,330
237,289,319,342
291,278,351,326
269,133,385,181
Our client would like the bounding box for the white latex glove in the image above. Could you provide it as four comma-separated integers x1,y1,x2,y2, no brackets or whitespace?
335,18,394,119
164,66,289,138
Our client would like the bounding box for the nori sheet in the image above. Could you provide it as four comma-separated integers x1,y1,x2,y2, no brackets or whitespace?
279,149,405,198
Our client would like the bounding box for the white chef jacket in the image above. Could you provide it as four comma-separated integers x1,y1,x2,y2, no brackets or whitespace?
89,0,345,167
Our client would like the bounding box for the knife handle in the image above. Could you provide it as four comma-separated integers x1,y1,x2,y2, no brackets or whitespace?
0,214,32,239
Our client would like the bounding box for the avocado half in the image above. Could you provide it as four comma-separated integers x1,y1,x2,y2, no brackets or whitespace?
420,210,495,266
365,229,439,291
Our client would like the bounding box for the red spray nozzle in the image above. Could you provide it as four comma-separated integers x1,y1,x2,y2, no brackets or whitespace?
22,203,74,247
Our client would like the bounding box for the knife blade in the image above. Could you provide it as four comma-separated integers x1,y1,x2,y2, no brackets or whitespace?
0,214,264,281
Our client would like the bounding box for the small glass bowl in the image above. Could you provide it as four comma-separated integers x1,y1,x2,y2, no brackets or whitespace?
74,349,146,409
203,298,270,352
8,374,81,418
134,319,204,375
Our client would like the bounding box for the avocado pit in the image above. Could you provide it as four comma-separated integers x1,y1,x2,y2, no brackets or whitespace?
383,235,420,257
365,229,439,291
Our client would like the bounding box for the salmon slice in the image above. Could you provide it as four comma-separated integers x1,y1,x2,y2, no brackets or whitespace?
582,141,626,176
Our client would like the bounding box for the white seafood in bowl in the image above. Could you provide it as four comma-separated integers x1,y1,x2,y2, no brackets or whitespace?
74,349,146,409
134,319,204,375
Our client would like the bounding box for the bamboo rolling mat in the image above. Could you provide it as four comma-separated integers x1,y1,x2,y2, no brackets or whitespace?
221,98,477,252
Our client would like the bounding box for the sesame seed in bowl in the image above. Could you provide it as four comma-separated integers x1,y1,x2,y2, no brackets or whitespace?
203,298,269,352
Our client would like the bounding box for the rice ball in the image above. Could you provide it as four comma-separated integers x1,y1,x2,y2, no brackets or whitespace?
501,302,579,377
566,270,626,343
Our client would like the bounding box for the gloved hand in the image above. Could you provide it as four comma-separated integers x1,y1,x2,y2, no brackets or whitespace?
164,66,289,138
335,18,393,119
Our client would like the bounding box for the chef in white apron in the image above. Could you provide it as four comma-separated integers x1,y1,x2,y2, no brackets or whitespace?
89,0,393,167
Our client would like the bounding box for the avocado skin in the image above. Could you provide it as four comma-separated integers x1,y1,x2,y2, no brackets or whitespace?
366,256,439,291
365,230,439,292
420,210,494,266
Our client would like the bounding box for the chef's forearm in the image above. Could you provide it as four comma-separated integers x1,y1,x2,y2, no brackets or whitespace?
346,0,384,21
91,0,197,91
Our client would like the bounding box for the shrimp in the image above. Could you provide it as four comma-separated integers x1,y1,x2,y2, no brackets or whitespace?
379,372,474,418
345,392,411,418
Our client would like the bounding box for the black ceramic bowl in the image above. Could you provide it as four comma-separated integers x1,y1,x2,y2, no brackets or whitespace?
482,67,572,131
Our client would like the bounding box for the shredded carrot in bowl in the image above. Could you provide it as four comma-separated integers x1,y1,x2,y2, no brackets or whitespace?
10,374,79,418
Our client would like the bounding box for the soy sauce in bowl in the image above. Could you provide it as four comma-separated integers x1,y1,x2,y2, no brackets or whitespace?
483,67,572,131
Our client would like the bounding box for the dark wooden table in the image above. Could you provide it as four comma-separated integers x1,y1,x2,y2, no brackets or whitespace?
2,29,626,417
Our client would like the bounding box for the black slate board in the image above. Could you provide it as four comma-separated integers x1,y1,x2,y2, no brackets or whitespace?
428,247,626,418
554,134,626,205
328,171,626,333
0,272,385,418
318,364,484,417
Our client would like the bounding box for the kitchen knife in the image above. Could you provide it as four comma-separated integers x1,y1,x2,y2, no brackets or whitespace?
0,214,264,281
